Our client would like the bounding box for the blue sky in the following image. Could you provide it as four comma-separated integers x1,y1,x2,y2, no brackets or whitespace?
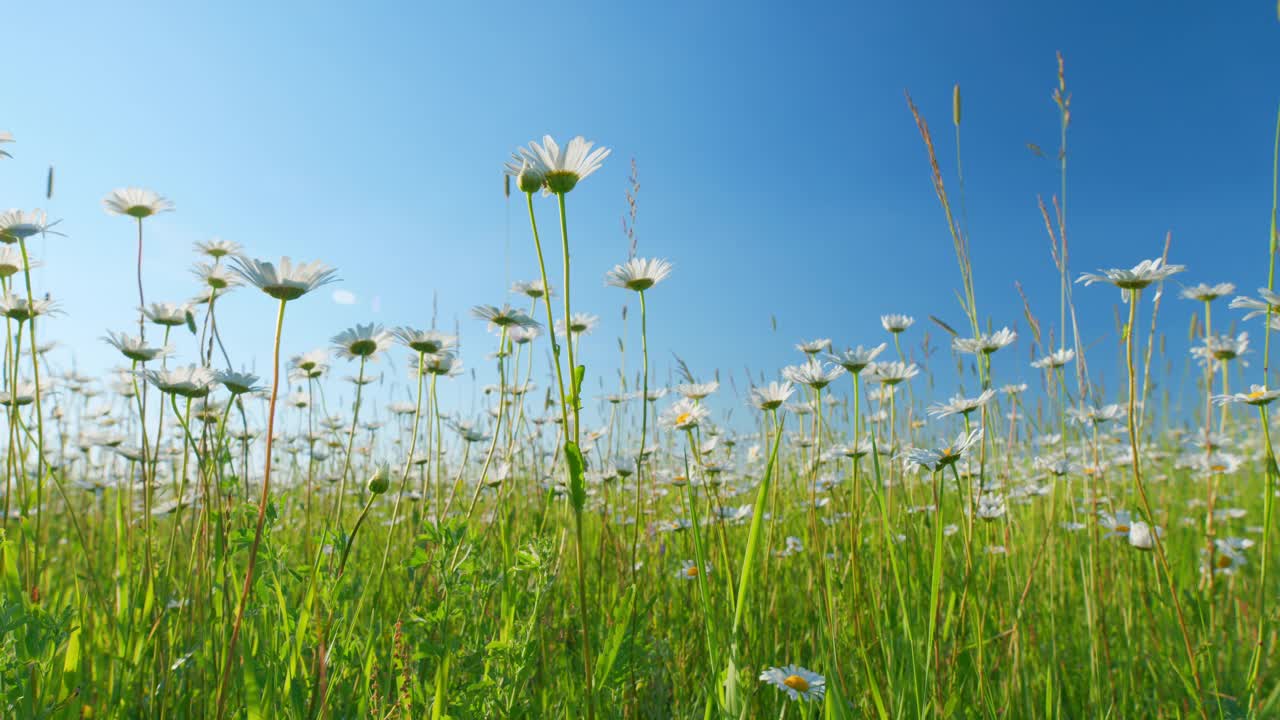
1,1,1277,427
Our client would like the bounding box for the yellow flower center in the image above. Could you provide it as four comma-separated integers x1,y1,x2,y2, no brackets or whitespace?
1248,390,1267,400
1115,524,1129,533
783,675,810,692
1215,554,1234,569
676,412,693,426
1210,464,1227,473
684,566,699,578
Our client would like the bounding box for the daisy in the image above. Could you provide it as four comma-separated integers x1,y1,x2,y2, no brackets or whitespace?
556,312,599,337
1181,282,1235,302
901,428,983,472
661,398,709,431
759,665,826,702
416,351,463,377
194,238,243,259
192,262,241,291
332,323,393,360
1031,348,1075,369
511,279,553,299
509,325,539,344
291,349,330,377
795,338,832,355
510,135,611,194
1228,288,1280,320
953,327,1017,355
1128,521,1156,551
0,293,58,322
392,327,457,355
867,361,919,386
676,560,709,580
750,381,795,411
215,369,264,396
675,381,719,400
1192,332,1248,363
102,188,173,218
0,209,60,242
103,331,170,363
782,359,845,389
605,257,673,292
1213,385,1280,407
232,256,338,301
143,365,215,399
141,302,191,328
0,382,38,407
1077,258,1185,298
927,389,995,418
881,314,915,333
827,343,886,373
0,245,37,278
472,304,539,330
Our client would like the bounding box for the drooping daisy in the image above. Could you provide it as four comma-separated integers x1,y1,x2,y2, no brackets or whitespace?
953,327,1017,355
881,314,915,333
102,188,173,218
782,359,846,389
332,324,393,360
510,135,611,194
750,381,795,411
605,257,673,292
661,398,710,431
759,665,826,702
232,256,338,301
827,343,886,374
675,381,719,400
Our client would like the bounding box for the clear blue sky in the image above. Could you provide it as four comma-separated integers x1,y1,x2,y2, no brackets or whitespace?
1,1,1278,425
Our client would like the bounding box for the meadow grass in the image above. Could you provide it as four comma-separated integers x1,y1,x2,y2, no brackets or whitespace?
0,65,1278,720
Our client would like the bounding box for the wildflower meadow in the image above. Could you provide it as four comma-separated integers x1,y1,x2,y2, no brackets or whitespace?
1,7,1280,719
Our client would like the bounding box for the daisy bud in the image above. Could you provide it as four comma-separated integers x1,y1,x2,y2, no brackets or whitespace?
367,467,390,495
517,165,545,194
1128,522,1154,551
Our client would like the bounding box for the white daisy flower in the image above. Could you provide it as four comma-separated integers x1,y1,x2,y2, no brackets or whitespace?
759,665,826,702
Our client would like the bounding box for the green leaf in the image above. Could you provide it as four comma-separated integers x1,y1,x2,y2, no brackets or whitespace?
564,441,587,513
